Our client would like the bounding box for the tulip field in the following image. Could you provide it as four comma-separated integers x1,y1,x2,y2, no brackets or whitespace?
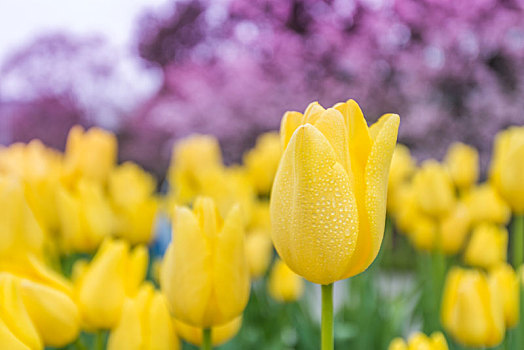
0,96,522,350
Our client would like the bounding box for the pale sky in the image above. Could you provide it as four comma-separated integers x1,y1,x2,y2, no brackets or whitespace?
0,0,169,64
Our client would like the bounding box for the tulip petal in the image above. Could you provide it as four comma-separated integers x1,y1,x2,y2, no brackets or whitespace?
344,113,399,277
162,207,212,326
212,205,250,326
107,299,143,350
0,316,30,350
271,124,359,284
280,111,303,150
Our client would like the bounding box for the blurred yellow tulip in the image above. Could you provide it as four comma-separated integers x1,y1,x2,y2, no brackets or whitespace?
408,216,437,252
174,316,242,347
0,177,45,260
490,126,524,214
413,160,455,218
245,229,273,279
439,202,471,254
76,239,148,329
489,263,519,328
56,178,115,252
243,132,281,196
270,100,399,284
388,332,448,350
161,197,250,328
108,283,179,350
0,314,31,350
19,279,80,347
268,259,304,302
387,144,416,214
441,267,504,347
63,125,117,185
109,162,159,244
464,224,507,269
463,183,510,225
444,142,479,191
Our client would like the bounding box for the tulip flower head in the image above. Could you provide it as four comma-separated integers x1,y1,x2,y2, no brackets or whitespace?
489,263,519,328
464,183,510,226
270,100,399,284
444,142,479,191
464,224,507,269
245,229,273,279
174,316,242,347
243,132,282,196
388,332,449,350
268,259,304,302
161,197,250,328
413,160,455,219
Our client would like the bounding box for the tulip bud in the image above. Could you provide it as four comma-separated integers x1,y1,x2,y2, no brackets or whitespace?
388,332,448,350
109,162,159,244
413,161,455,218
441,267,504,347
268,259,304,302
489,126,524,214
161,197,250,328
489,263,519,328
439,202,471,254
464,224,507,269
245,229,273,279
243,132,281,196
463,183,510,225
407,216,437,252
108,284,179,350
174,316,242,347
76,239,148,329
388,338,407,350
387,144,416,214
271,100,399,284
444,142,479,191
63,125,117,184
19,279,80,347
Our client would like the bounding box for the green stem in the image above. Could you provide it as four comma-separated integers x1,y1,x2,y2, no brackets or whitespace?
201,328,212,350
321,283,334,350
512,215,524,269
95,331,105,350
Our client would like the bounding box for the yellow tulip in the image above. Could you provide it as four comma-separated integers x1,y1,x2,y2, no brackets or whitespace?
76,239,148,329
243,132,282,195
174,316,242,347
408,216,437,252
464,224,507,269
109,162,159,244
387,144,416,214
108,283,179,350
268,259,304,302
0,315,30,350
245,229,273,279
441,267,504,347
248,200,271,231
168,134,224,205
63,125,117,184
393,182,420,234
413,160,455,218
270,100,399,284
161,197,250,328
19,279,80,347
389,332,448,350
463,183,510,225
0,177,45,260
489,263,519,328
444,142,479,191
56,178,115,252
439,202,471,254
490,126,524,214
0,274,42,350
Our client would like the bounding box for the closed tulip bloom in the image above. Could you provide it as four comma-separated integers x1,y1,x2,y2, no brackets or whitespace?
388,338,408,350
0,315,30,350
243,132,282,195
413,161,455,218
0,274,42,350
108,284,179,350
109,162,159,244
270,100,399,284
387,144,416,214
463,183,510,225
174,316,242,347
76,239,148,329
490,126,524,213
489,264,519,327
19,279,80,347
440,202,471,254
56,179,115,252
0,177,45,260
161,197,250,327
444,142,479,191
63,125,117,184
408,216,437,252
464,224,507,269
441,268,504,347
245,229,273,279
389,332,448,350
268,259,304,302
